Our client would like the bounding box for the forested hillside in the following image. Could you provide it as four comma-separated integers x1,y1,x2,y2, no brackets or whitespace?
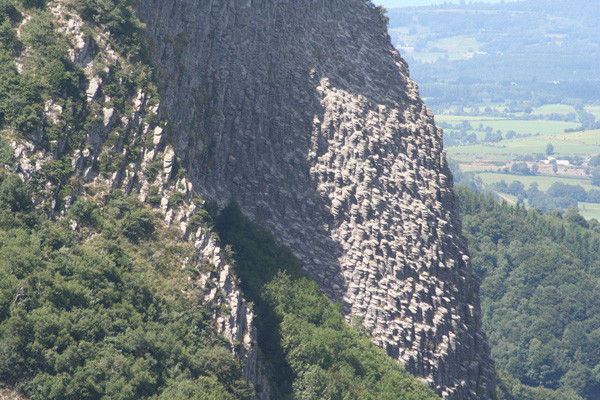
388,0,600,104
0,171,253,400
457,186,600,400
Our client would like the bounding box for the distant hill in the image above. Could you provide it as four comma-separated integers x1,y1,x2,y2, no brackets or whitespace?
377,0,509,7
387,0,600,92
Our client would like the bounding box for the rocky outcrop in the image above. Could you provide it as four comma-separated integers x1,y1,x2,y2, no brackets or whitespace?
139,0,495,399
4,3,267,399
0,388,24,400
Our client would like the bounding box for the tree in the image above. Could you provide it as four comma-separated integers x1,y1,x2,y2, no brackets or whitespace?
507,180,526,197
592,168,600,187
511,162,533,176
547,183,587,202
588,155,600,167
546,143,554,156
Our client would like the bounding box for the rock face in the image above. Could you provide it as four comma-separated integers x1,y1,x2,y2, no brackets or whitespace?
6,4,267,399
139,0,495,398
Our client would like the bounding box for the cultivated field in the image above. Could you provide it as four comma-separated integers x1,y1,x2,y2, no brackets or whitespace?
441,102,600,218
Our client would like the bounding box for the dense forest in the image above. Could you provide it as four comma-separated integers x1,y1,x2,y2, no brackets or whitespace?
458,185,600,400
0,171,254,400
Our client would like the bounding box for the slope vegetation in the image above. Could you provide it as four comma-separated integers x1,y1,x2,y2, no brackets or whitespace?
0,0,445,398
0,172,253,400
215,203,439,400
458,186,600,399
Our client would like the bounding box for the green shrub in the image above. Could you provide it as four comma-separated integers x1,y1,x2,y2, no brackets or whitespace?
71,0,146,59
145,185,162,207
121,208,155,242
187,214,203,233
0,174,32,213
168,191,185,207
0,19,17,49
145,160,162,182
37,218,73,250
374,5,389,26
0,138,13,167
364,1,388,27
0,0,21,24
188,209,213,233
42,158,75,184
23,0,48,9
69,199,101,227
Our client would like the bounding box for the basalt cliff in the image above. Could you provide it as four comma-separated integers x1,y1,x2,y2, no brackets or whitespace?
1,0,495,399
138,0,495,398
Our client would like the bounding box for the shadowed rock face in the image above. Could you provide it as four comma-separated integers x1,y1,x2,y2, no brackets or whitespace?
138,0,496,398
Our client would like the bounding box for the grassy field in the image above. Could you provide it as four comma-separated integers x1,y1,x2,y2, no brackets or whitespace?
475,172,594,191
578,202,600,220
554,129,600,145
531,104,577,115
447,136,600,156
433,35,484,59
437,116,580,136
448,154,516,163
436,115,502,122
389,29,484,63
459,164,497,172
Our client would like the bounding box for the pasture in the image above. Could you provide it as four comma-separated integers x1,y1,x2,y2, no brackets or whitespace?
437,116,581,136
475,172,594,192
578,202,600,221
447,136,600,156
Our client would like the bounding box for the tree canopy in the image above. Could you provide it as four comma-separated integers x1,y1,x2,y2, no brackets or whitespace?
0,174,253,400
457,185,600,399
